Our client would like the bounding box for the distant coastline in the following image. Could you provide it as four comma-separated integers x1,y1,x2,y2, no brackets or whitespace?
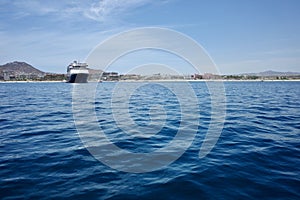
1,61,300,82
2,78,300,83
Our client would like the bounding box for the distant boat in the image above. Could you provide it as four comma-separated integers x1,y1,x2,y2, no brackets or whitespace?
67,61,89,83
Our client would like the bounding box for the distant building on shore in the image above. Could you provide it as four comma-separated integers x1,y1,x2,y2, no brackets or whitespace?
102,72,119,81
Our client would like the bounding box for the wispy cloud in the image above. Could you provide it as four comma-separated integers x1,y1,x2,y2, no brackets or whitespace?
8,0,156,23
1,0,173,71
84,0,153,22
11,0,63,16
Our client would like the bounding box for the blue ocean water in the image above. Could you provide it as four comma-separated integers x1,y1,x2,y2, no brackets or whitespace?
0,81,299,199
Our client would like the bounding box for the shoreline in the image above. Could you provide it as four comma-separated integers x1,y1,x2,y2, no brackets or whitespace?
0,80,66,83
1,79,300,83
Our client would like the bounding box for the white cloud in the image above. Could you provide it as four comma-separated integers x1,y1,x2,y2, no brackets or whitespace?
8,0,155,23
8,0,156,22
12,0,62,16
84,0,153,22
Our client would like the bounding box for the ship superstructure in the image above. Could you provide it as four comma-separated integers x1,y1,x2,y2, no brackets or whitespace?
67,61,89,83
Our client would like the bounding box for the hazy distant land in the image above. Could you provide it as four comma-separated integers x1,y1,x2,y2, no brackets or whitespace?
1,61,300,82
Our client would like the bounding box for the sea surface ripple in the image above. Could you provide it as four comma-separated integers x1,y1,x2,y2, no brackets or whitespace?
0,81,299,199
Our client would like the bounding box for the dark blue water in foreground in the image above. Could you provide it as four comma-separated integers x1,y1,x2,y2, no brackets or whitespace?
1,81,299,199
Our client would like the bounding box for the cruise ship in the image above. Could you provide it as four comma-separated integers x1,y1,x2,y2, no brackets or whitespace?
67,61,89,83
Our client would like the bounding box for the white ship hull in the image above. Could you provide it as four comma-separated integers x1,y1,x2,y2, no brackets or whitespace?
67,61,89,83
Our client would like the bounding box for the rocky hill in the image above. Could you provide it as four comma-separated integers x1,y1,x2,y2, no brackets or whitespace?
0,61,45,76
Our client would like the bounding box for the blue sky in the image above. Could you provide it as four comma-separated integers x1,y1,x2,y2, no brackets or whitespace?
0,0,300,74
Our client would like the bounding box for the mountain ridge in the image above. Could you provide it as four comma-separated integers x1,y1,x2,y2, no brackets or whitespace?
239,70,300,77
